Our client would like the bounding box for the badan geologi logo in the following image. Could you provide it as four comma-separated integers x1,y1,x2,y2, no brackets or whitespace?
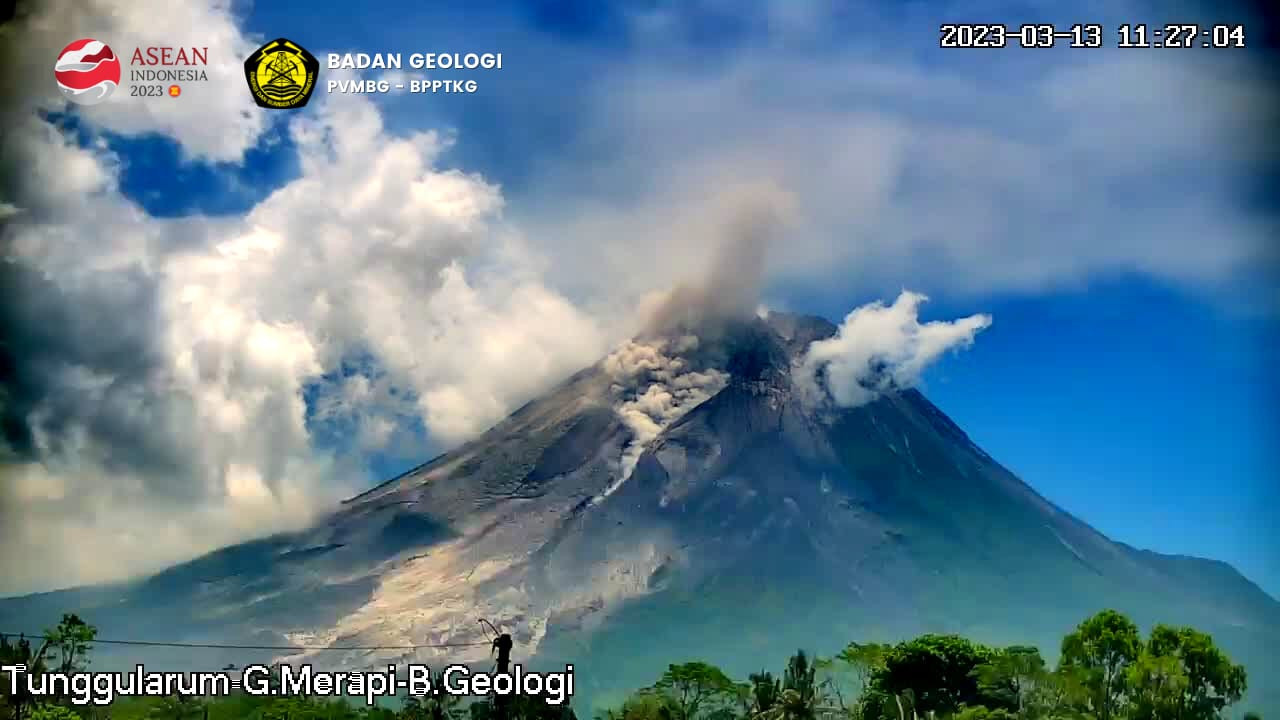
54,38,121,105
244,38,319,109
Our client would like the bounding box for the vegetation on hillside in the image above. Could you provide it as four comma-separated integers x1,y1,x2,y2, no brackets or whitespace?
0,610,1260,720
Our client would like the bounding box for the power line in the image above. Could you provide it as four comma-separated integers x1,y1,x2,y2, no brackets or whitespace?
0,632,492,652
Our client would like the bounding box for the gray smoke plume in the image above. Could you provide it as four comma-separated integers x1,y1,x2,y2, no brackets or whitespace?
642,182,794,337
602,335,728,486
592,183,794,497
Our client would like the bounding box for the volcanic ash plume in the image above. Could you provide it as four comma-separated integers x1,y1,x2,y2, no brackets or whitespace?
601,335,728,490
643,182,794,335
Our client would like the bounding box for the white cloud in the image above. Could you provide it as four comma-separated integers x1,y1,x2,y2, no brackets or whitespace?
511,24,1277,305
0,3,608,594
798,291,991,409
376,69,415,95
6,0,269,162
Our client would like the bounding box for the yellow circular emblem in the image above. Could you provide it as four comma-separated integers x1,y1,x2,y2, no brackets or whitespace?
243,38,319,110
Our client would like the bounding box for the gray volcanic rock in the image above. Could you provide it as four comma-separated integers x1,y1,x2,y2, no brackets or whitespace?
2,311,1276,714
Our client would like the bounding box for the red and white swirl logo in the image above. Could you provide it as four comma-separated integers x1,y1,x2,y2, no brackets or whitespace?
54,38,121,105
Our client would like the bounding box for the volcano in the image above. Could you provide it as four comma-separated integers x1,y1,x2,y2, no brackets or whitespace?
2,311,1277,712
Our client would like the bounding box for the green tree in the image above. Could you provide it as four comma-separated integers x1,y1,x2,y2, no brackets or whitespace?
596,691,676,720
428,694,466,720
753,651,829,720
652,663,736,720
151,694,206,720
318,698,360,720
260,696,328,720
747,672,781,716
781,651,820,720
851,689,895,720
821,643,888,716
1024,665,1090,720
357,704,400,720
870,634,995,716
1058,609,1139,720
472,699,496,720
699,709,735,720
28,706,80,720
951,707,1015,720
1,634,51,720
1125,651,1188,720
754,690,803,720
972,646,1046,714
402,696,431,720
509,692,575,720
42,615,96,676
890,689,916,720
1141,625,1247,720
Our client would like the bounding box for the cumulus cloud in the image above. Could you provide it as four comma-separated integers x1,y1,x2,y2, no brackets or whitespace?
0,1,607,594
798,292,991,409
2,0,268,162
375,69,415,95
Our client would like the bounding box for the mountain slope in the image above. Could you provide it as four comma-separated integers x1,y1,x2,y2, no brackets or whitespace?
2,311,1275,714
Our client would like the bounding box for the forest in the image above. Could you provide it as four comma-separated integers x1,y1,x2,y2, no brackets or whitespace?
0,609,1260,720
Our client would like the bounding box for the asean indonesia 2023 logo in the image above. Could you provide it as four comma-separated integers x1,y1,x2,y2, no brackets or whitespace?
54,38,121,105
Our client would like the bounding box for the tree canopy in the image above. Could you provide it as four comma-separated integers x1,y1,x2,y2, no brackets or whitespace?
1060,609,1141,720
870,634,995,715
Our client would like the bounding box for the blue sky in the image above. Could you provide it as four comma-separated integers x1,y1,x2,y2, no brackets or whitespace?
3,0,1275,596
922,280,1278,595
101,0,1278,594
